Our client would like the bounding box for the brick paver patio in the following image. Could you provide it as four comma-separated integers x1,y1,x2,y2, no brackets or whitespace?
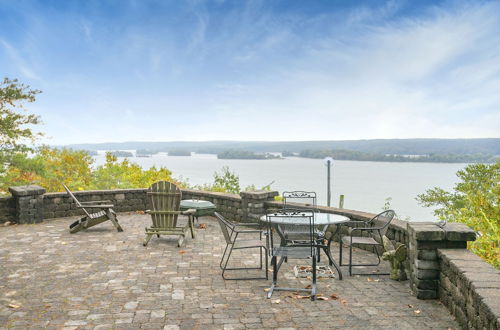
0,213,458,329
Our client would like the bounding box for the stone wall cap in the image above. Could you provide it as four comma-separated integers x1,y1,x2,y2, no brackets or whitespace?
442,222,477,241
408,223,445,241
9,185,46,196
240,190,279,199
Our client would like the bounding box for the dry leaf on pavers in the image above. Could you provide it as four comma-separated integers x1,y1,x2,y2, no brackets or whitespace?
316,296,329,301
414,310,421,314
271,299,281,304
179,250,187,254
374,279,380,282
263,288,270,292
7,303,20,309
135,211,145,214
367,278,373,282
407,304,414,308
61,242,67,245
340,299,348,305
304,284,312,289
199,224,207,229
330,293,339,300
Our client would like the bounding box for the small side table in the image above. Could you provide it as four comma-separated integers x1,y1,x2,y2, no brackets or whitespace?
180,199,216,223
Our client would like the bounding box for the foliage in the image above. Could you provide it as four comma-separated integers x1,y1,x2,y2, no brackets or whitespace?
109,150,133,157
0,78,42,169
195,166,241,194
91,153,174,190
0,147,93,192
417,162,500,269
0,148,176,194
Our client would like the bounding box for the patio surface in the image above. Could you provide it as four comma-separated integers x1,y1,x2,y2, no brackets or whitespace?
0,213,459,329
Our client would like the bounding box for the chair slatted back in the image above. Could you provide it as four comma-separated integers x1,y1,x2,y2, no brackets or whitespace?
214,212,234,244
282,191,317,211
372,210,396,236
147,181,182,229
266,209,315,256
62,183,91,218
281,191,317,241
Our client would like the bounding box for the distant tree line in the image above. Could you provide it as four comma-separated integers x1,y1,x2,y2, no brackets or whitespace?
297,149,497,163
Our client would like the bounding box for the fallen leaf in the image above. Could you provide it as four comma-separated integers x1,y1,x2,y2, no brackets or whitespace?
179,250,186,254
198,223,207,229
135,210,145,214
340,299,348,305
407,304,414,308
61,242,67,245
330,293,339,300
374,279,380,282
304,284,312,289
414,310,421,314
367,278,373,282
271,299,281,304
316,296,329,301
263,288,270,292
7,304,20,309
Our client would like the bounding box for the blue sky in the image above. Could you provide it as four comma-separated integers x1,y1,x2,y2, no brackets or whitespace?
1,0,499,144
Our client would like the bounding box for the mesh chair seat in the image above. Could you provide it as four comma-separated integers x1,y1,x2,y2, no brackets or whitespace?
272,246,316,259
233,239,266,249
341,236,379,246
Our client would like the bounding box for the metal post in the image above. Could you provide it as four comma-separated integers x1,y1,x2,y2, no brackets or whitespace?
324,157,333,207
327,160,331,207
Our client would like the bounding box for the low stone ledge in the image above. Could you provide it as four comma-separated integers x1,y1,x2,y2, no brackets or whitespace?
438,249,499,330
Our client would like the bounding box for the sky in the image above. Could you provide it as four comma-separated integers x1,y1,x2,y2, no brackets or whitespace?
1,0,499,145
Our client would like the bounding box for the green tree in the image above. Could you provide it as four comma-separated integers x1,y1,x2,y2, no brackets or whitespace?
417,162,499,269
0,78,42,168
91,152,175,190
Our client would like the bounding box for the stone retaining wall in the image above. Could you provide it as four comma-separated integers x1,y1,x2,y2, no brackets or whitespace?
438,249,499,330
0,196,15,223
43,189,149,219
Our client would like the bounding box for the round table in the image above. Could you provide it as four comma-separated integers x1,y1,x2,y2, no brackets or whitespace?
180,199,216,222
260,211,350,280
259,212,349,226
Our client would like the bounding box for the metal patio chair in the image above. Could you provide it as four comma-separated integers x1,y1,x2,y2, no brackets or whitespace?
339,209,396,276
266,209,318,300
63,183,123,234
215,212,268,280
281,191,323,261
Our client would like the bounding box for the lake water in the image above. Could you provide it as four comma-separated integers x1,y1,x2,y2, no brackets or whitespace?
93,152,467,221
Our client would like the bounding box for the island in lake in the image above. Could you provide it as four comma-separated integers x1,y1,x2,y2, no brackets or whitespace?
110,150,133,157
217,150,281,160
168,149,191,156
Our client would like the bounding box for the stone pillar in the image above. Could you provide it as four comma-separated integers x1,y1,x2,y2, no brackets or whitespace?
9,185,46,224
407,222,476,299
240,190,279,223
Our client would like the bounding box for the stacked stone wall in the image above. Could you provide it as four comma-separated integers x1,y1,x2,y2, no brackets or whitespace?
42,189,149,219
181,189,242,221
0,196,15,223
438,249,499,329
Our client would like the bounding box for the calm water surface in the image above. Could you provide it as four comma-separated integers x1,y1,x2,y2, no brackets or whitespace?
93,152,467,221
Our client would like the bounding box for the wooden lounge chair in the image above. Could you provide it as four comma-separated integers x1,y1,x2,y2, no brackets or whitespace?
144,181,196,247
63,183,124,234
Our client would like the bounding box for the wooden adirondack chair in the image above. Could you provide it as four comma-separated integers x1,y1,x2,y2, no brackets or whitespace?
144,181,196,247
63,183,124,234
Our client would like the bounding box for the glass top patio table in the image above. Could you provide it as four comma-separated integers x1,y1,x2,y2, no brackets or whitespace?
259,212,350,225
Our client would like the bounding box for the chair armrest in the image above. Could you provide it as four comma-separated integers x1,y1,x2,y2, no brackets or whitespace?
234,229,263,234
78,204,114,209
181,208,196,215
80,200,112,204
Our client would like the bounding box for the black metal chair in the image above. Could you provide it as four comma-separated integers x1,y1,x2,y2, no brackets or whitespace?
339,210,396,276
281,191,323,261
215,212,268,280
266,209,318,300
